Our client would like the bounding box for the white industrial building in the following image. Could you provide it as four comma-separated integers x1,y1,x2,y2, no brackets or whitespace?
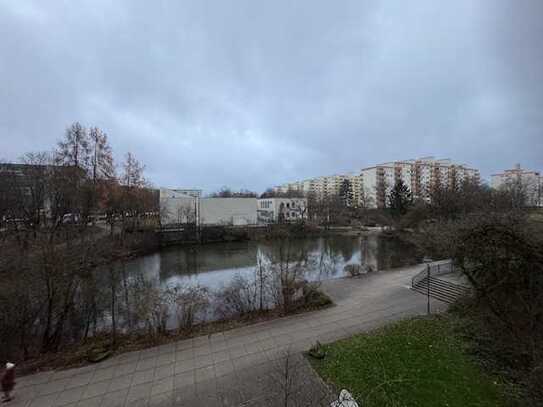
491,164,542,207
159,188,199,225
160,189,257,226
257,197,308,223
200,198,257,226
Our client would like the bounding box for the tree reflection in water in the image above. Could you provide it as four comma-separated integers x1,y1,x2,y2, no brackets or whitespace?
114,234,421,328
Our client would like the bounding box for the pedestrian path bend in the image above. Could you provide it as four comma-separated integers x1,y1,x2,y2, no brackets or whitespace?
13,263,449,407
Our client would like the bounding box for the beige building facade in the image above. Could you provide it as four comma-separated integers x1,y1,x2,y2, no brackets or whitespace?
491,164,542,207
273,173,364,206
272,157,480,209
361,157,480,208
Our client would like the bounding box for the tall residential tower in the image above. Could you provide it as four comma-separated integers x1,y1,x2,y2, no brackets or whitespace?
491,164,541,207
272,157,480,208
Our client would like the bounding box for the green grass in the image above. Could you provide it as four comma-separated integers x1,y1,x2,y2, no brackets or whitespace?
310,316,507,407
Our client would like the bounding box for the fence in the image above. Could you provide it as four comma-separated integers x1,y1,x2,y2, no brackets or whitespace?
411,260,456,287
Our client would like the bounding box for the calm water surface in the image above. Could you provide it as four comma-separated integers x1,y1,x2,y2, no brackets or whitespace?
124,234,422,292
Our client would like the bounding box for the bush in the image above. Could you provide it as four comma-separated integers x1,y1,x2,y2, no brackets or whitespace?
214,275,261,318
302,283,332,308
172,285,210,330
418,211,543,405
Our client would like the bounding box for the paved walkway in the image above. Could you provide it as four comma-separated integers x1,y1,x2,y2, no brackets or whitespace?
13,263,448,407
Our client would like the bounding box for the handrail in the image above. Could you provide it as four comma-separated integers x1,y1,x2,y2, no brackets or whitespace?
411,260,455,288
411,259,473,308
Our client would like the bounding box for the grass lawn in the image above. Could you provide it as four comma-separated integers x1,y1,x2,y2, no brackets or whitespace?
310,316,507,407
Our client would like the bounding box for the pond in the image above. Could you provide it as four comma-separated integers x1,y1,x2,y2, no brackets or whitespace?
125,234,421,290
112,233,422,327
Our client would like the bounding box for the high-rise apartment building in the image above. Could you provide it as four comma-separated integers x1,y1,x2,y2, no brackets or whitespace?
361,157,480,208
491,164,542,207
272,173,364,206
272,157,480,209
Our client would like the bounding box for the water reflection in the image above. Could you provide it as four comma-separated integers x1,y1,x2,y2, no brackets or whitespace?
122,234,421,292
158,242,257,278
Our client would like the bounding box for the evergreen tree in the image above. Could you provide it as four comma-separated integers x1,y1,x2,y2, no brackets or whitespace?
387,179,412,216
339,179,353,207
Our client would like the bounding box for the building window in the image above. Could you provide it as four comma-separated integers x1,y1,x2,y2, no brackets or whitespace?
286,203,290,208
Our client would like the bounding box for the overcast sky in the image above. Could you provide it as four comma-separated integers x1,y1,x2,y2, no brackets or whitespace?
1,1,542,192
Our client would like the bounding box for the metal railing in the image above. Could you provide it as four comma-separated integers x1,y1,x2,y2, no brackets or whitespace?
411,260,455,287
411,260,471,313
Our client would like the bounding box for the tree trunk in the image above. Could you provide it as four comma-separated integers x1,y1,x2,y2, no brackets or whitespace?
121,262,131,329
109,267,117,348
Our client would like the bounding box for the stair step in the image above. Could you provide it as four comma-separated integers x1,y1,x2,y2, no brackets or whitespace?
414,277,471,294
411,286,460,303
414,280,470,296
414,288,463,301
427,277,471,291
411,275,471,304
411,286,459,304
414,282,469,295
419,276,469,290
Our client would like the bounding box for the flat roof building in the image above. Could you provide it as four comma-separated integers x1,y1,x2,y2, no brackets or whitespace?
257,197,307,223
491,164,541,207
271,157,480,209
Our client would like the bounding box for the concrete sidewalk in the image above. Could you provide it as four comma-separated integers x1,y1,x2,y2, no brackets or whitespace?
13,264,447,407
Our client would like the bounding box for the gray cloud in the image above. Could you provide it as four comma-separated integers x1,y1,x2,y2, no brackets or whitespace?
1,0,542,192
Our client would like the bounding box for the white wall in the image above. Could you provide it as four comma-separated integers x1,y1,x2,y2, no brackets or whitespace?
200,198,257,226
159,188,198,225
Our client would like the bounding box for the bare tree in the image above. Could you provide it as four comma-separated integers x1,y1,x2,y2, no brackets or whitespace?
265,229,309,314
210,187,257,198
0,125,163,364
269,349,333,407
88,127,115,183
1,153,52,231
56,122,90,169
308,194,345,227
121,152,146,189
118,152,150,234
173,285,209,331
415,210,543,403
177,204,196,224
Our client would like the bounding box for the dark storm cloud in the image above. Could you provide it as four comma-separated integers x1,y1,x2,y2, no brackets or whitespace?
1,0,542,192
